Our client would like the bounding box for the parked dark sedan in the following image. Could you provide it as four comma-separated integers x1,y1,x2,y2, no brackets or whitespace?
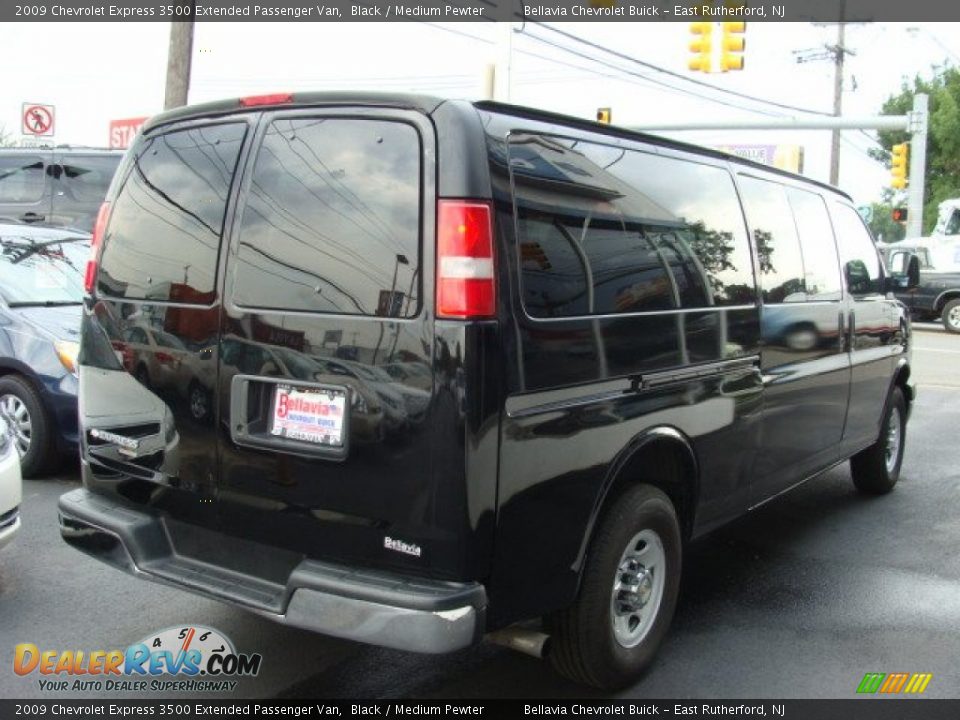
0,223,87,477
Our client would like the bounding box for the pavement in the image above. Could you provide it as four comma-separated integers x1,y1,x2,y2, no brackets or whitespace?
1,326,958,699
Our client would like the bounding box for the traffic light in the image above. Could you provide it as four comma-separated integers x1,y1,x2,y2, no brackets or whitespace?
596,107,612,124
721,22,746,71
890,142,908,190
892,207,908,223
688,22,713,73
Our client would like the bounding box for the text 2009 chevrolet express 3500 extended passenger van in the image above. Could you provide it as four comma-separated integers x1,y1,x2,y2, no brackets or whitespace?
59,94,918,689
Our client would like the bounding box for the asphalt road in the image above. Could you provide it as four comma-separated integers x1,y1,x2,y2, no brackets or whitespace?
2,327,959,700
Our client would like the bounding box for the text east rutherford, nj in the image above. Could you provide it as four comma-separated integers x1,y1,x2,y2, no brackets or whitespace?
523,4,780,18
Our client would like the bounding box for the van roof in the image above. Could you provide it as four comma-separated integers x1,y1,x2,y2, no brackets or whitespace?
141,92,850,202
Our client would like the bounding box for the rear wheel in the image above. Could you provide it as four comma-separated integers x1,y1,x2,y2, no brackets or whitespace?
851,386,906,495
942,299,960,334
0,375,54,478
548,485,681,689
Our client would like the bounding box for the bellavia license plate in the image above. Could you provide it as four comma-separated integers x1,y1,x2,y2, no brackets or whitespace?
270,384,347,447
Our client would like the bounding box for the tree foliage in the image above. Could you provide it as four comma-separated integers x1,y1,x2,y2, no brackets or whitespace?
873,65,960,234
867,202,907,244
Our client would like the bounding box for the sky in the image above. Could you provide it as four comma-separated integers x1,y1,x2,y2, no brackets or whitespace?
1,21,957,206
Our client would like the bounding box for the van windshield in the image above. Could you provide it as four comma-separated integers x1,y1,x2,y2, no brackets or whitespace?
0,234,88,305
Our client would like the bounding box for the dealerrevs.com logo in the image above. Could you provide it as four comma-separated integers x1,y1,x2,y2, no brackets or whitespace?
14,625,262,693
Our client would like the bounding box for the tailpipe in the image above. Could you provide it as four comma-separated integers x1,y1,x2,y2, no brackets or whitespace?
485,628,551,659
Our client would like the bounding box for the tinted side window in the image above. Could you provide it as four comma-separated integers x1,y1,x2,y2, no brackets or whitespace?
738,176,806,303
511,135,755,318
0,155,46,203
98,123,246,303
787,188,841,301
233,118,421,317
60,155,122,203
832,203,882,296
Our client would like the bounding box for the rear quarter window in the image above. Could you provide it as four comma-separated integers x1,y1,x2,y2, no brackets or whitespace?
509,134,756,319
97,123,247,303
231,117,421,317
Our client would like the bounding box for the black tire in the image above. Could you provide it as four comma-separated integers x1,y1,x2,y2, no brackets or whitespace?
851,386,907,495
942,298,960,334
0,374,55,478
547,485,682,690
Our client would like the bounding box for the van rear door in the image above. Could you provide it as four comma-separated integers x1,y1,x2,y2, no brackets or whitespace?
216,108,445,576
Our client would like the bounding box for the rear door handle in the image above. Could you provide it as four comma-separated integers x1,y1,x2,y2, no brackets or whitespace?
20,212,45,223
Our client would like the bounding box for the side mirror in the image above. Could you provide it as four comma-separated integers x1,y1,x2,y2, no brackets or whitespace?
885,252,920,292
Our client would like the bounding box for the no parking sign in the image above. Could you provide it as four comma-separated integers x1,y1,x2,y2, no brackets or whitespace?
21,103,55,137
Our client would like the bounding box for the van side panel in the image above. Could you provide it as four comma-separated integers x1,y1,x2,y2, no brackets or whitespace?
479,113,763,628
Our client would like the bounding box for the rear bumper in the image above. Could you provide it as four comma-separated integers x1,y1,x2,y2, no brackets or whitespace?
58,488,485,654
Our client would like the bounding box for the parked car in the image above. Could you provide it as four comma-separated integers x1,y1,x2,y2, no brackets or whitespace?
60,94,916,690
0,148,122,232
881,238,960,333
0,415,22,550
0,223,87,477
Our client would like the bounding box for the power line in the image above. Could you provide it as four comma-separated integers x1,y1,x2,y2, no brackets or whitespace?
517,29,787,117
525,23,836,118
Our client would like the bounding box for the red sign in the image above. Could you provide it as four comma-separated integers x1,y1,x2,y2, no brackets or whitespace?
109,117,148,149
22,103,55,137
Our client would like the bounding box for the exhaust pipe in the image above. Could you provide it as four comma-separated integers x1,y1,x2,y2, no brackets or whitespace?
485,628,551,659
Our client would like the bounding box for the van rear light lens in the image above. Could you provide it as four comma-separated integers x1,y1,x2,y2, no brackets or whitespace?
239,93,294,107
85,201,111,294
436,200,495,319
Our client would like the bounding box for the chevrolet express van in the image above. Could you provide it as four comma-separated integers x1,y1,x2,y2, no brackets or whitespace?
59,94,916,689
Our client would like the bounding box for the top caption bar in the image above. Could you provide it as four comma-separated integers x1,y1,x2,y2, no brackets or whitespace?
7,0,960,22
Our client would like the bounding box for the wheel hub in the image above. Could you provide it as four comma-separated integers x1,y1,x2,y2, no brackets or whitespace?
610,529,667,648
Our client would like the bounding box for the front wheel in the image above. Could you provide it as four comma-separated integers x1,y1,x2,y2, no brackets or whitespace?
851,386,906,495
942,299,960,334
547,485,681,689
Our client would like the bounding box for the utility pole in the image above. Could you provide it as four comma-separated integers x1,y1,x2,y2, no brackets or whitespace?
794,1,859,186
829,19,846,186
164,11,195,110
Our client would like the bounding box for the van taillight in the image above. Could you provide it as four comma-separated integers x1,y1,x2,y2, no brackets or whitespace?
239,93,293,107
436,200,496,319
85,201,111,294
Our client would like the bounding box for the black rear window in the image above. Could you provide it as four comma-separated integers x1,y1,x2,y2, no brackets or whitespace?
231,117,421,317
97,123,247,303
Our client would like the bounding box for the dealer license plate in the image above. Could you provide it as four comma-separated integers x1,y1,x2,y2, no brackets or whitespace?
270,384,347,447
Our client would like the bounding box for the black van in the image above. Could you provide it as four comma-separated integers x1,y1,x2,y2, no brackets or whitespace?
59,94,917,689
0,147,122,232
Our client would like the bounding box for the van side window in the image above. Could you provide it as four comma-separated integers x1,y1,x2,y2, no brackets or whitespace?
232,118,421,318
0,155,45,203
60,156,122,204
786,188,842,301
832,203,882,296
98,123,246,303
510,135,755,318
738,176,806,304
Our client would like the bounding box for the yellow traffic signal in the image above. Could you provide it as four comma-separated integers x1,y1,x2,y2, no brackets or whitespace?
721,21,746,71
596,107,612,124
688,22,712,73
891,143,908,190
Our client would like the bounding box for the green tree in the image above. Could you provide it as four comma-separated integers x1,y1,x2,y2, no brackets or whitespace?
873,65,960,234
